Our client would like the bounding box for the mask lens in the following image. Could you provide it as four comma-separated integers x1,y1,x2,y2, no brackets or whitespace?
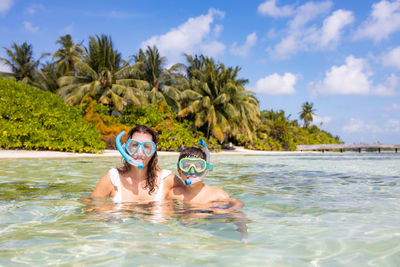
142,142,156,156
126,140,140,154
179,158,206,173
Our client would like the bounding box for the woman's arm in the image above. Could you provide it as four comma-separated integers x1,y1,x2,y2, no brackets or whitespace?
90,171,113,198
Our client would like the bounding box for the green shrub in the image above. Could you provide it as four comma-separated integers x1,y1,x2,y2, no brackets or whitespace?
0,78,105,152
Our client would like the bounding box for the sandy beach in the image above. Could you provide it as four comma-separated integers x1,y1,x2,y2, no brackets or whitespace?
0,147,309,159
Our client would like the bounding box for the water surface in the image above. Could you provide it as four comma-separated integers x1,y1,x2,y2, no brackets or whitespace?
1,153,400,266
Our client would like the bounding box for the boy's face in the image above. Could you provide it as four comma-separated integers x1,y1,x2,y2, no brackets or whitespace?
177,157,207,181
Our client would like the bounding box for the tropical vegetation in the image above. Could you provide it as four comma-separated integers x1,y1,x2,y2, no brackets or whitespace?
0,78,105,152
0,34,342,153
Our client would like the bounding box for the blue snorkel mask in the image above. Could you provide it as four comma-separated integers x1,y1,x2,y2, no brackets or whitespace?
116,132,156,169
182,139,213,186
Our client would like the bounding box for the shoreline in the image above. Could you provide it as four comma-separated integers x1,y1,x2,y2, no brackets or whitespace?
0,148,314,159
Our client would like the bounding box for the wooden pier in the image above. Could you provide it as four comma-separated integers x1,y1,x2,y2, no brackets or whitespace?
297,144,400,153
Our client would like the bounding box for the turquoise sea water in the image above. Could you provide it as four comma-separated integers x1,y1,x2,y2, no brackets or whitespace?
1,153,400,266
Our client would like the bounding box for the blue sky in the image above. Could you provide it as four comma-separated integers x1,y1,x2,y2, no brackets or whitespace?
1,0,400,144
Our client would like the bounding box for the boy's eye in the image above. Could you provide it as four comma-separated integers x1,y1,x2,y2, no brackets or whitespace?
194,162,202,168
183,162,191,168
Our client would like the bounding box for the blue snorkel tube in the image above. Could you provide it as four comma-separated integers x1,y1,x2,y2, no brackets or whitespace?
116,132,144,169
185,139,213,185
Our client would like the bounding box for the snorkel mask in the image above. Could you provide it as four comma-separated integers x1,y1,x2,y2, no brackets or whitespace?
180,139,213,186
116,132,156,169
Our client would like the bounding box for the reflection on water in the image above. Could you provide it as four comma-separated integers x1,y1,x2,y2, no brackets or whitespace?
1,153,400,265
83,198,248,243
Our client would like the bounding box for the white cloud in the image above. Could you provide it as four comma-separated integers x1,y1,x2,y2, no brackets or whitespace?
61,24,74,35
312,55,399,96
0,0,13,15
312,115,332,125
213,24,223,37
289,1,333,30
343,117,400,134
312,55,371,95
355,0,400,42
230,32,257,57
386,119,400,132
382,46,400,69
141,8,225,64
254,72,297,95
267,1,353,59
257,0,295,17
373,74,399,96
25,4,44,15
24,21,39,33
320,9,354,47
342,118,365,133
342,118,382,134
200,41,226,58
0,61,11,73
84,10,136,19
384,103,400,111
269,35,299,59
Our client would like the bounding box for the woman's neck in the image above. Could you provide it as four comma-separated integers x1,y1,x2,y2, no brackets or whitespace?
128,166,148,182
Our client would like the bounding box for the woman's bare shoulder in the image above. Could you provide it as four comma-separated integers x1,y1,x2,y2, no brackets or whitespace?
90,170,113,198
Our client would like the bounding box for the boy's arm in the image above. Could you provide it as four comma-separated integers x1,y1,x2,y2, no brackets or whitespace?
227,198,244,210
211,187,244,212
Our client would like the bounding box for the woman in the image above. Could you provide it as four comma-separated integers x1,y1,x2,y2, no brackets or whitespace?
91,125,183,202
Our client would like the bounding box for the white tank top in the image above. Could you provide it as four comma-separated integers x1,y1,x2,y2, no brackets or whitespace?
109,168,172,203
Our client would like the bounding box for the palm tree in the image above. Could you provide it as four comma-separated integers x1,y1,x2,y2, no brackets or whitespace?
179,55,260,143
133,46,187,112
57,34,146,111
36,62,61,93
0,42,46,86
53,34,84,75
299,101,316,127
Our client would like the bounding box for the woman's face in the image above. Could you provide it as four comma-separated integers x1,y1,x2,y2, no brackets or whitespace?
129,132,156,167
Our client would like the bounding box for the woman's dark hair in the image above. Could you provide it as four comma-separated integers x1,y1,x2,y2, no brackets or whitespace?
118,125,159,194
178,147,206,161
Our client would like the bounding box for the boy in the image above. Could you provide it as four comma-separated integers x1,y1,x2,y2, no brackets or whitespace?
167,146,243,210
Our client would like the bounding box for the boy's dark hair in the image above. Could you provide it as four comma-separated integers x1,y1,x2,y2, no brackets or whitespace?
178,147,206,161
